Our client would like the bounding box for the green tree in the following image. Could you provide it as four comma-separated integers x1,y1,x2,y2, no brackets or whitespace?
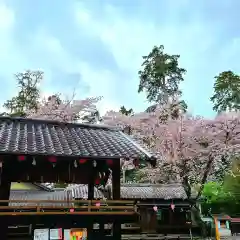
138,45,187,106
3,70,43,117
202,159,240,215
210,71,240,112
223,158,240,202
119,106,134,116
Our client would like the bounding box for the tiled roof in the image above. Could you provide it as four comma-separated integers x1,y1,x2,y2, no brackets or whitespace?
9,184,187,206
231,218,240,223
10,182,54,192
57,183,187,200
9,185,104,206
65,184,104,199
9,190,59,206
105,183,188,200
0,117,155,161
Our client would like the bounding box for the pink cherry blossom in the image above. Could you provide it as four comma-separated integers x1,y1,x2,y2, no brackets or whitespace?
102,102,240,199
26,94,102,123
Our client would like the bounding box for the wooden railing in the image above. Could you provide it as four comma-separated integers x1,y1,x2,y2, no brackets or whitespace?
122,234,193,240
0,200,138,216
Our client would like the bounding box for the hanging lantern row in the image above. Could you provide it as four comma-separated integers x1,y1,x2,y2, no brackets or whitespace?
16,155,143,171
16,155,114,168
16,155,110,186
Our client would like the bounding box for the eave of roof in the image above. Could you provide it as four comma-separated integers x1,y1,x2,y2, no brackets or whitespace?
0,117,156,164
0,116,120,131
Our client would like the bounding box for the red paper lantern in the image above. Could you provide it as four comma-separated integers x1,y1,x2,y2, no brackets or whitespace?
95,178,100,185
18,155,26,161
95,202,101,207
79,159,87,164
70,208,74,212
106,159,113,166
48,156,57,163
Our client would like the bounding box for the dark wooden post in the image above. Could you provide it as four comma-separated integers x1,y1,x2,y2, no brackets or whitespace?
112,159,121,240
99,222,104,238
0,162,11,240
170,208,173,225
112,159,121,199
87,160,95,240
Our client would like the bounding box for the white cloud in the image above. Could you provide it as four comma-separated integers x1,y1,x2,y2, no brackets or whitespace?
30,29,120,115
0,2,14,32
0,1,30,84
73,2,223,116
0,2,15,62
2,0,236,118
74,3,214,73
75,61,120,113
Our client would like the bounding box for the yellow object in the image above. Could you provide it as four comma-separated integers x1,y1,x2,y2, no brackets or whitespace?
214,217,220,240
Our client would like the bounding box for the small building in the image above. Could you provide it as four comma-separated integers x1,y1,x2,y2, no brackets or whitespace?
104,183,196,235
0,117,155,240
213,214,232,239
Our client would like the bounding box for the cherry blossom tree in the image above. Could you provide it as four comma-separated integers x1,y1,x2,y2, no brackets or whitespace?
102,104,240,200
26,93,102,123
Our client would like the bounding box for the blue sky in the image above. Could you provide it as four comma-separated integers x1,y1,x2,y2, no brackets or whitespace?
0,0,239,117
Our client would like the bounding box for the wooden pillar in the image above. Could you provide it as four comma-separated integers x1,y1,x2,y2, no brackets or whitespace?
112,159,121,240
87,160,94,240
140,208,148,233
0,162,11,240
112,159,121,199
99,223,104,238
170,209,173,225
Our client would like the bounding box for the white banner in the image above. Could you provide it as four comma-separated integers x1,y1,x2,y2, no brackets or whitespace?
50,228,62,239
34,229,49,240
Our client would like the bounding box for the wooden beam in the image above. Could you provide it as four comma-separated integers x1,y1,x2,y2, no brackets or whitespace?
112,158,121,240
88,160,94,200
